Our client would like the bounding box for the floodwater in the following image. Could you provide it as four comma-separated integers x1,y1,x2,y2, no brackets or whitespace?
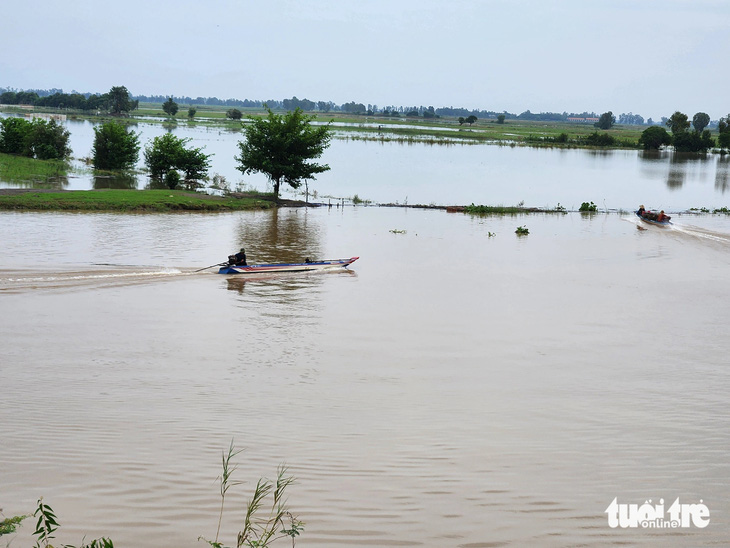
1,207,729,547
1,116,730,210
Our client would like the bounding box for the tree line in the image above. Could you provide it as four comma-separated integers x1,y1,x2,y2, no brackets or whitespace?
7,84,727,132
4,86,730,196
1,88,332,200
92,107,330,198
636,110,728,152
0,86,139,114
2,85,661,124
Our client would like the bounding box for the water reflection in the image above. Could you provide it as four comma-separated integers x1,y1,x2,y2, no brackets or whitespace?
1,175,70,189
638,149,669,162
667,152,711,190
666,156,687,189
715,156,730,193
638,150,716,192
583,148,615,157
225,269,356,294
233,208,323,264
93,172,138,189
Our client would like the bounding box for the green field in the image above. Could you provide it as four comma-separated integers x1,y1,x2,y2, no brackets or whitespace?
1,102,663,148
0,189,276,212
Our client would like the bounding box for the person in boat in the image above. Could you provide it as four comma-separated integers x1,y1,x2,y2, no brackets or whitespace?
228,247,247,266
656,210,670,222
637,205,646,217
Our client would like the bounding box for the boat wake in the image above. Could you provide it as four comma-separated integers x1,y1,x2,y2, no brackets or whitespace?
0,266,188,293
669,223,730,245
626,215,730,249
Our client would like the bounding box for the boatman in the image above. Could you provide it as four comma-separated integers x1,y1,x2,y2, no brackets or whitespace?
228,247,247,266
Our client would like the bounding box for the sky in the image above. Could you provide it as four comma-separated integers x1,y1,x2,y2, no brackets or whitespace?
2,0,730,121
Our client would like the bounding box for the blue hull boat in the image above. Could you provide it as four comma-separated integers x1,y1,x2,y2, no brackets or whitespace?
636,211,672,226
219,257,359,275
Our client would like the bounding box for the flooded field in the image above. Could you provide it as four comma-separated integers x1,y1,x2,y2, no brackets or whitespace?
1,207,729,546
2,116,730,210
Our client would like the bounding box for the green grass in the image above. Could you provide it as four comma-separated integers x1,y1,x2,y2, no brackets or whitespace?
0,189,276,212
0,153,71,185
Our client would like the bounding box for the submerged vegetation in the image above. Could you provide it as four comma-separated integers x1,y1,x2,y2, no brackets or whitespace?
464,203,568,215
579,201,598,212
690,206,730,214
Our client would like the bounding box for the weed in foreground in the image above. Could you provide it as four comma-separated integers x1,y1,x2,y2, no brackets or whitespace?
200,441,304,548
0,498,113,548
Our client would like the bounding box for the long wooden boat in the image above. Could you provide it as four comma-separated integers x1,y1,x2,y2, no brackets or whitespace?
636,211,672,226
218,257,359,275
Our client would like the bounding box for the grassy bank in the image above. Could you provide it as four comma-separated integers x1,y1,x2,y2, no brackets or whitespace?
0,189,277,212
0,153,70,185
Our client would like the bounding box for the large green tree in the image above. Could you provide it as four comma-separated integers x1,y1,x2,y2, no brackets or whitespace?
692,112,710,133
665,111,690,134
718,114,730,150
235,108,332,199
594,111,615,130
92,121,140,170
106,86,135,115
144,133,211,188
162,97,179,118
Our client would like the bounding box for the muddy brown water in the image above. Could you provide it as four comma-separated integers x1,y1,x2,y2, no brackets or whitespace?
1,207,729,546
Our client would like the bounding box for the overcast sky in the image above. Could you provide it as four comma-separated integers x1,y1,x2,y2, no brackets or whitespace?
2,0,729,120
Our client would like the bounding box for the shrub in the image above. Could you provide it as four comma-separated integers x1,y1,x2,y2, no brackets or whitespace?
143,133,211,187
0,118,71,159
672,130,715,152
579,201,597,212
92,121,140,170
0,117,32,154
581,132,616,147
226,108,243,120
638,126,672,150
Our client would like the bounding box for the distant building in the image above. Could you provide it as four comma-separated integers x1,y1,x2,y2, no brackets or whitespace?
567,117,599,123
26,112,66,121
0,104,33,110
